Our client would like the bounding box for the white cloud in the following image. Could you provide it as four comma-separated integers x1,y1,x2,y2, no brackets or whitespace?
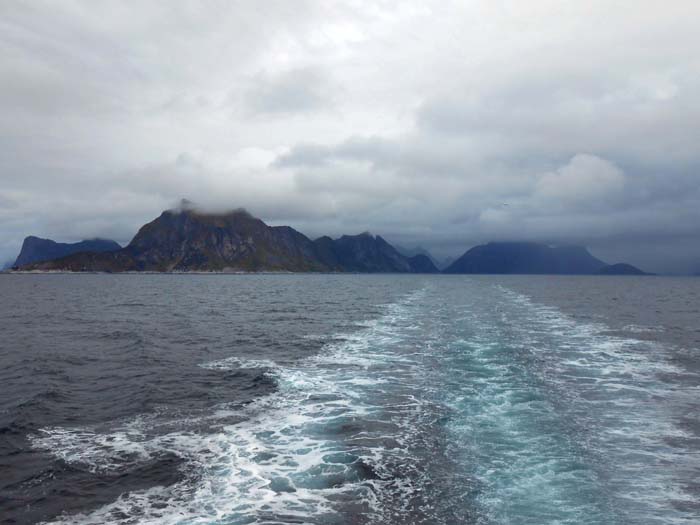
245,67,333,114
534,154,625,208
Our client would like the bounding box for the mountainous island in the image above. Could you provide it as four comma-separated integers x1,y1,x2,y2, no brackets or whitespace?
13,236,121,267
10,202,648,275
15,204,437,273
442,242,648,275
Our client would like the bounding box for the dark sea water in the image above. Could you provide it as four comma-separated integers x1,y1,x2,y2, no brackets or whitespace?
1,274,699,524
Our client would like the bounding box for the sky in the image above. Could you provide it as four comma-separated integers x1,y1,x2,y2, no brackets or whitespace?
1,1,699,273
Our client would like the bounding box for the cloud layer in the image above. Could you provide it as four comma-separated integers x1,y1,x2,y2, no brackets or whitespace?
1,1,699,272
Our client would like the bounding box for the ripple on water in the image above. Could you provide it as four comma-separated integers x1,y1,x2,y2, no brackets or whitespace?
32,290,461,524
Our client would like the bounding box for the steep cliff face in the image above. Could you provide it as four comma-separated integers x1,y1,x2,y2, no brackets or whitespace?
444,242,607,274
13,236,120,267
20,206,434,273
314,233,412,273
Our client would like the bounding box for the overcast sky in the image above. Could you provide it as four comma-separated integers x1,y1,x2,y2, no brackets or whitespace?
1,1,699,272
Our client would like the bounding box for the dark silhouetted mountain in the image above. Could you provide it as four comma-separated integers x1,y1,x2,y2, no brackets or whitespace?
407,254,439,273
320,232,409,272
438,255,455,271
395,245,440,268
444,242,607,274
597,263,650,275
13,236,121,268
314,233,437,273
20,206,434,273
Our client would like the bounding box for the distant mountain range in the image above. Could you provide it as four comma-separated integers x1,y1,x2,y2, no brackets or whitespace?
10,203,649,275
16,204,437,273
13,236,121,267
443,242,649,275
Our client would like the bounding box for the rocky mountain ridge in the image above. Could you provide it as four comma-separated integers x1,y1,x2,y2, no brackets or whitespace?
19,206,438,273
12,204,649,275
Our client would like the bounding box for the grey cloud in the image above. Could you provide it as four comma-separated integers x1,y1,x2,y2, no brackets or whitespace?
276,137,395,166
245,68,332,114
416,70,700,170
276,135,501,180
0,193,18,209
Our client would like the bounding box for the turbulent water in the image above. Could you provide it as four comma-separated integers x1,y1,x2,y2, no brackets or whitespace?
1,274,699,524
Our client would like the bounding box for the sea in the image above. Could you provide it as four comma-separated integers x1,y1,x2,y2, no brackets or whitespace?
1,274,699,524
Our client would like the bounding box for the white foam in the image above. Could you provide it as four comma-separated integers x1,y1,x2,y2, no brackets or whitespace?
33,281,699,524
30,425,151,474
622,323,666,334
491,285,699,523
198,355,278,371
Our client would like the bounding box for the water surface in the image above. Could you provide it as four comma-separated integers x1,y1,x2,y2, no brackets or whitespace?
1,274,698,524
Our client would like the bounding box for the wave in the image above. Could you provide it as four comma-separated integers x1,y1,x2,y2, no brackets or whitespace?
481,285,699,523
28,279,700,524
31,289,444,525
198,356,278,371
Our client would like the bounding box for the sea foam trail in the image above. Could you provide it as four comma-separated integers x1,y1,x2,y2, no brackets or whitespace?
27,279,700,524
31,288,454,525
445,284,700,525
